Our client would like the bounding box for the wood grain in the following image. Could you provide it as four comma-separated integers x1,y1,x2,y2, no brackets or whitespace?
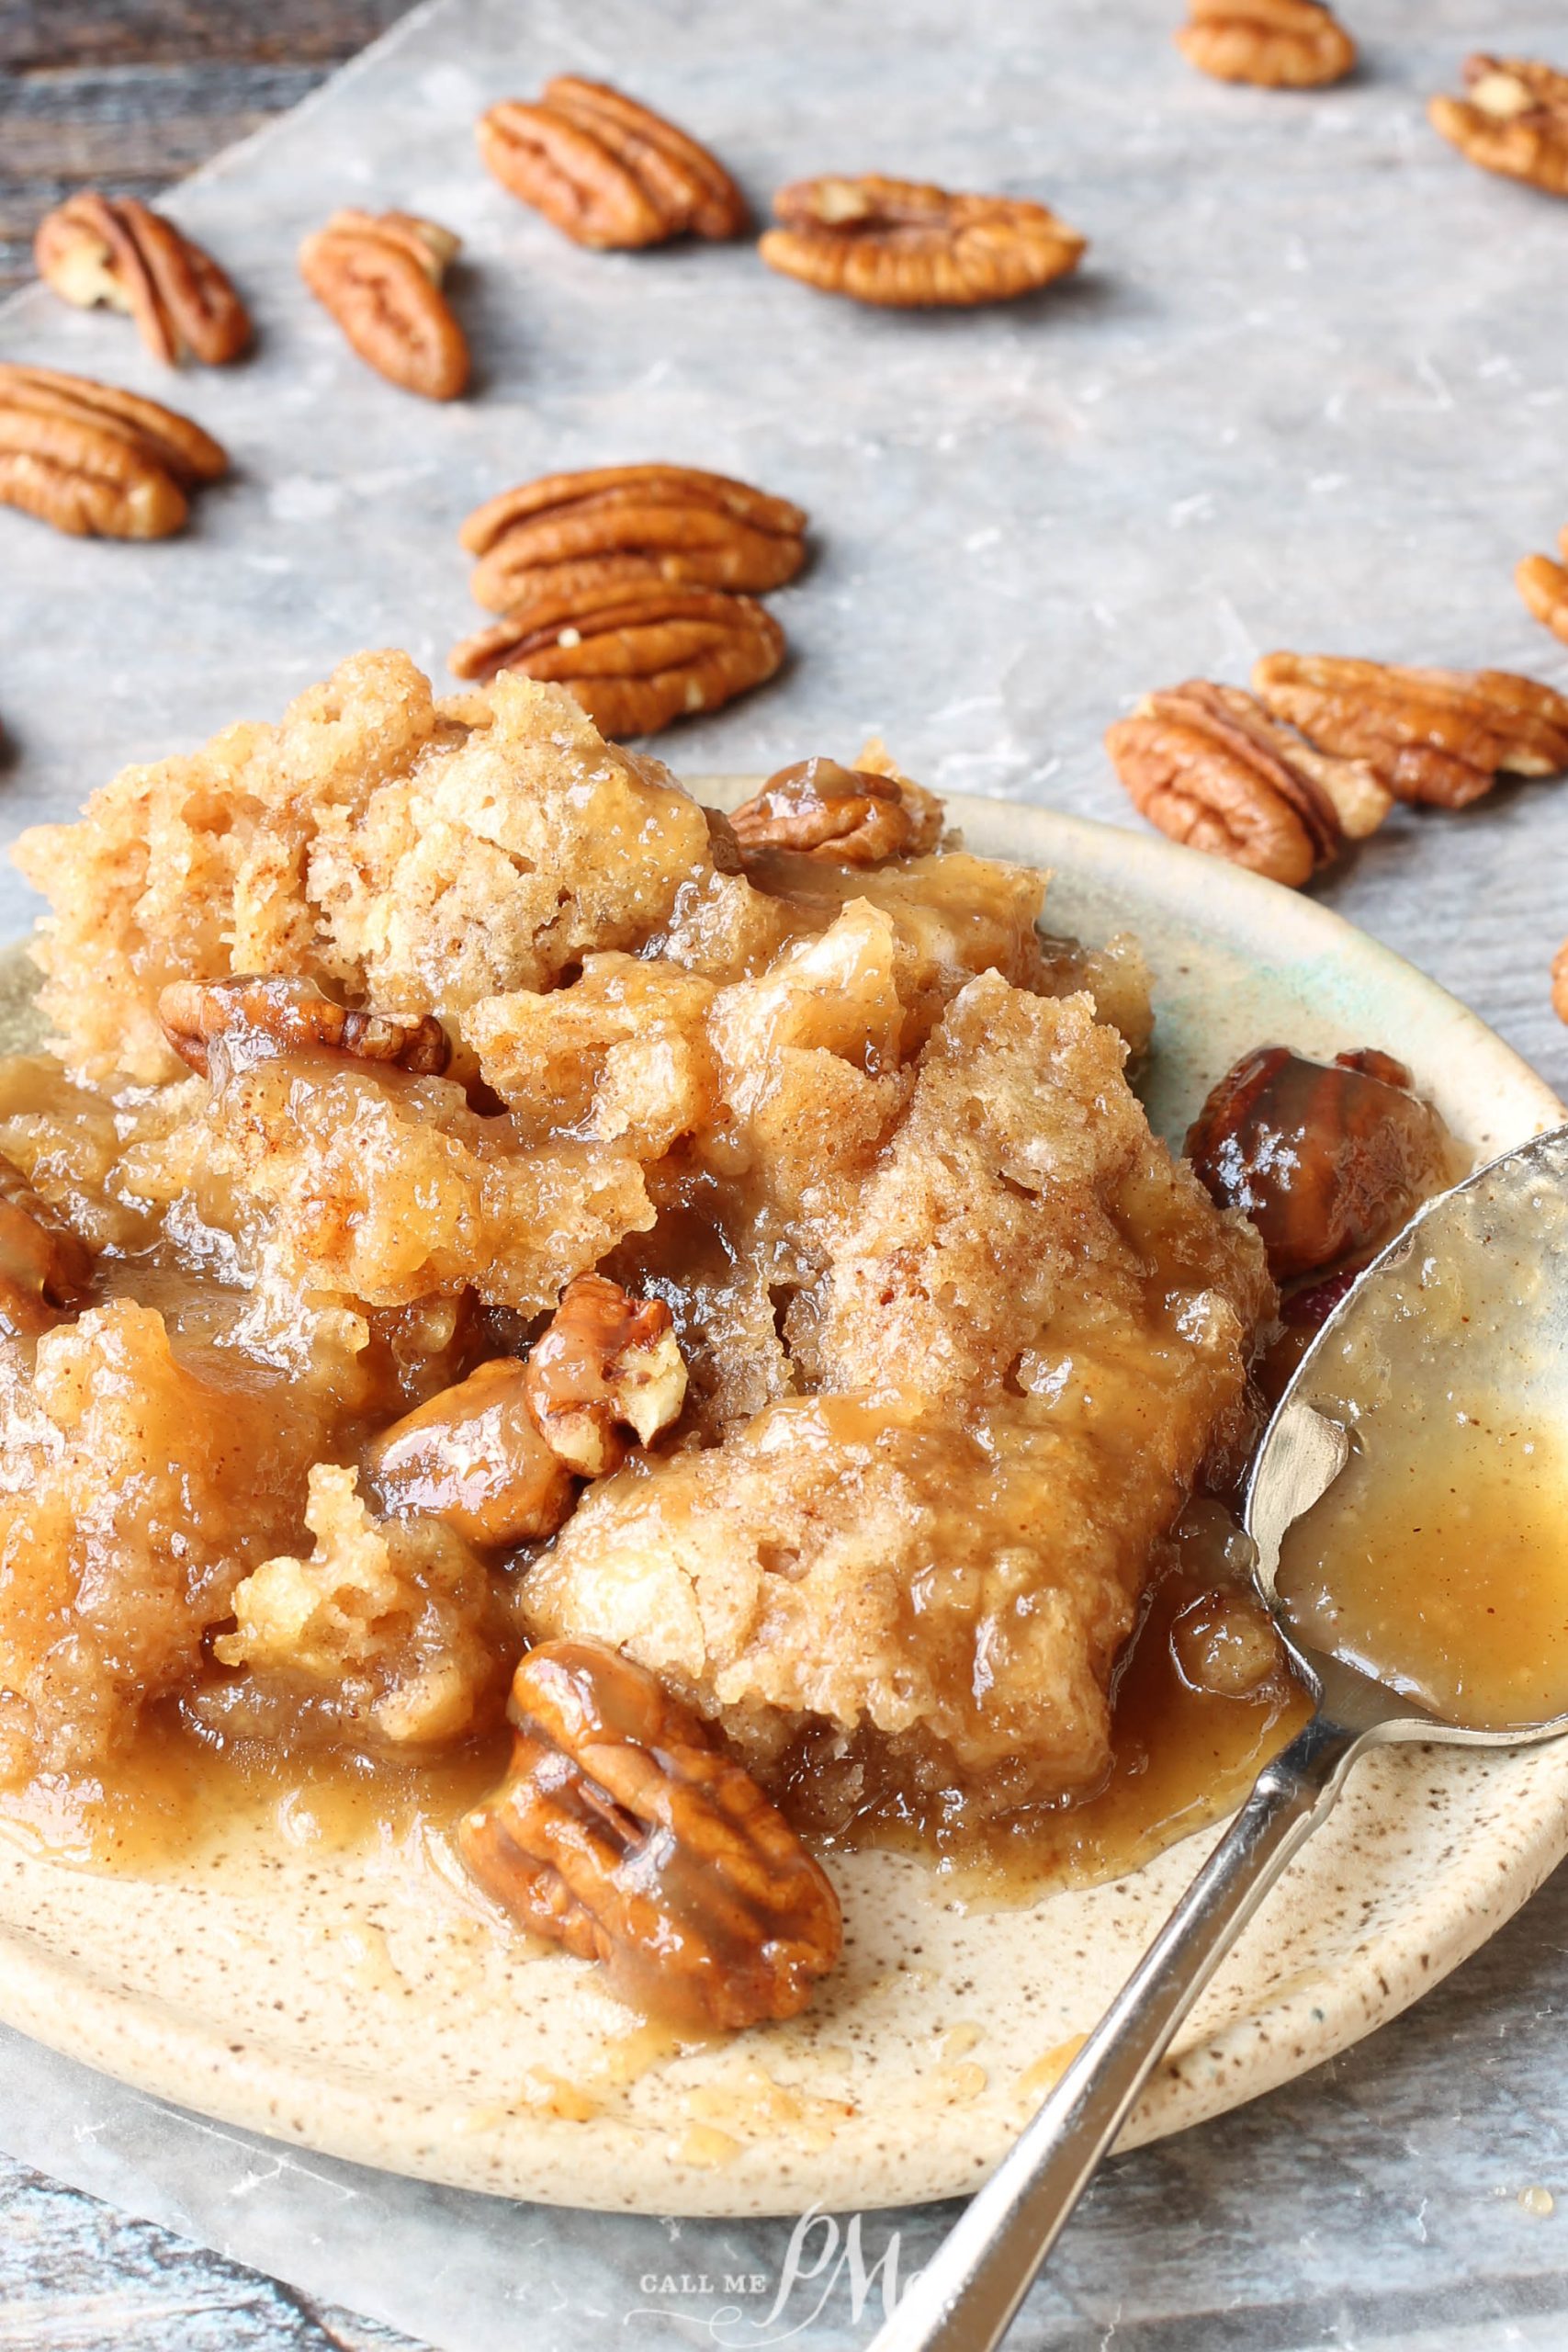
0,2,416,293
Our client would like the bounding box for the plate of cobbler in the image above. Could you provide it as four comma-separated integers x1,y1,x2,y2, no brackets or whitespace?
0,649,1560,2216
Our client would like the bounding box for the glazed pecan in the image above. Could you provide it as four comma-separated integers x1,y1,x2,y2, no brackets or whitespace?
1186,1045,1450,1283
1517,538,1568,647
1106,680,1391,886
1430,56,1568,198
1175,0,1356,88
34,192,250,367
0,1151,93,1341
523,1274,687,1476
730,755,945,865
760,175,1086,307
159,975,451,1080
0,361,227,539
299,209,469,401
367,1359,577,1548
460,462,807,614
458,1639,842,2030
1253,652,1568,808
449,584,784,737
477,77,747,249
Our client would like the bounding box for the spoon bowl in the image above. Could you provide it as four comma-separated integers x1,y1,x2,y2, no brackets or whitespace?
871,1123,1568,2352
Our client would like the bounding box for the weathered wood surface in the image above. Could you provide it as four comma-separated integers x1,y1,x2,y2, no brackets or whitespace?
0,2,415,293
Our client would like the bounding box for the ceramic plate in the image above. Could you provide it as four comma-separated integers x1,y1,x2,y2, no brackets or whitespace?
0,787,1561,2220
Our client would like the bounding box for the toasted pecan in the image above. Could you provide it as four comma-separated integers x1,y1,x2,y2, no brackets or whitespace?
458,1639,842,2030
299,209,469,401
522,1274,687,1477
1252,652,1568,808
1106,680,1390,886
34,192,251,367
477,77,747,248
159,975,451,1080
0,362,226,538
1518,547,1568,647
1430,56,1568,198
1175,0,1357,89
450,583,785,737
460,462,807,611
760,175,1086,307
730,755,945,865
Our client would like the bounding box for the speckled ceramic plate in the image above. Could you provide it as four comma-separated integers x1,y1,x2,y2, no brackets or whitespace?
0,787,1562,2220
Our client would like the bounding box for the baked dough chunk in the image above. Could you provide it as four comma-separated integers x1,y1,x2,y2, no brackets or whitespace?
212,1464,504,1750
525,982,1271,1819
14,655,712,1085
0,1301,329,1776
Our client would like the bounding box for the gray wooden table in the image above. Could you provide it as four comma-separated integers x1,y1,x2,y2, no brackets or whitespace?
4,2,1568,2346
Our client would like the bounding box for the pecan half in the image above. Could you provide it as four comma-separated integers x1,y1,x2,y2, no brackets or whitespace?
0,1151,93,1340
1186,1045,1450,1283
1517,539,1568,647
460,463,807,614
730,755,945,865
458,1639,842,2030
1175,0,1356,89
760,175,1086,307
1106,680,1391,886
1252,652,1568,809
34,192,251,367
298,209,469,401
449,584,784,737
367,1359,577,1548
1430,56,1568,198
159,975,451,1080
477,77,747,249
523,1274,686,1477
1553,940,1568,1026
0,361,226,539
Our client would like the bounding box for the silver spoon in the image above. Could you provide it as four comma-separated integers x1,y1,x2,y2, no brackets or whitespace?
868,1121,1568,2352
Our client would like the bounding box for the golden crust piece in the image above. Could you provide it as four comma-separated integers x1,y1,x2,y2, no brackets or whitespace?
525,981,1272,1815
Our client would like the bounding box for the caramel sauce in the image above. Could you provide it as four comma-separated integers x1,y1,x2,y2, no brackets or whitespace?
1279,1404,1568,1730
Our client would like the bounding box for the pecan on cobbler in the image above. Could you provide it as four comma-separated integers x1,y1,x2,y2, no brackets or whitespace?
1430,56,1568,198
34,192,251,367
1175,0,1357,89
460,1639,842,2029
299,209,469,400
729,756,944,866
0,361,227,538
477,78,747,247
759,175,1086,307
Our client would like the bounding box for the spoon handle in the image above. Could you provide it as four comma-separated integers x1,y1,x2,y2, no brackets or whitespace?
867,1711,1369,2352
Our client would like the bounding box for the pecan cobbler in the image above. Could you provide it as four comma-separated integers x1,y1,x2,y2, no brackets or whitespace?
0,652,1451,2030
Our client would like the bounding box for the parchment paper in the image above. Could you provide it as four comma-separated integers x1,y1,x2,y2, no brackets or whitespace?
2,2,1568,2345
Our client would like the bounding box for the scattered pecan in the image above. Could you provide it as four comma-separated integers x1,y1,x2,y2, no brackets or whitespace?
458,1639,842,2030
298,209,469,401
729,755,945,865
760,175,1086,307
0,1151,93,1340
1175,0,1357,89
1105,680,1391,887
449,584,784,737
1517,539,1568,647
0,361,226,539
1553,940,1568,1026
1429,56,1568,198
522,1274,687,1477
367,1359,577,1548
1252,652,1568,809
159,975,451,1081
33,191,251,367
1186,1045,1450,1283
460,463,807,614
476,77,747,249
